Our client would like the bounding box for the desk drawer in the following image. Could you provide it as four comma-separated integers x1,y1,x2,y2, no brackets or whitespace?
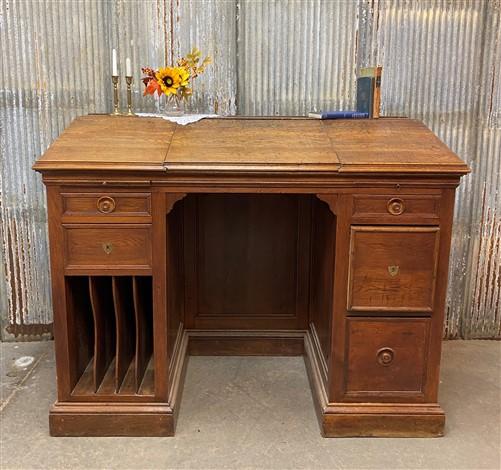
63,225,152,271
344,317,430,400
62,193,151,218
348,226,439,313
352,194,440,224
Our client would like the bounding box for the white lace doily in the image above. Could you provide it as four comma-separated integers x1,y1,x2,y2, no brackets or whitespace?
136,113,218,125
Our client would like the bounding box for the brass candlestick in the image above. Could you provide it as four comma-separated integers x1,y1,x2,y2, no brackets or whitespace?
111,75,120,115
125,76,135,116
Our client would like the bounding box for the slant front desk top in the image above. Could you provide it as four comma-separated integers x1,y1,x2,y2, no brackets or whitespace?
34,115,468,174
34,115,469,438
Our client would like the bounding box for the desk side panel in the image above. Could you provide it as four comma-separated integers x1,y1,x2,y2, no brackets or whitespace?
166,197,186,374
309,197,336,382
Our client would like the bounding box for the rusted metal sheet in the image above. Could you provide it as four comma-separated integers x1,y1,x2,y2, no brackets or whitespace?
462,0,501,338
237,0,359,115
0,0,499,339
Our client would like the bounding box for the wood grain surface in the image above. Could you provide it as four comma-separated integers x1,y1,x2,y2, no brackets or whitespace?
34,115,176,171
33,115,469,175
348,226,440,313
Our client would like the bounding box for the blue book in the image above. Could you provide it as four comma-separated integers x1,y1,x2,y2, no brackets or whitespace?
308,111,369,119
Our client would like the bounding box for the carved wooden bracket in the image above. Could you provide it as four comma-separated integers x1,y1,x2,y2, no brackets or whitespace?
316,194,338,215
166,193,187,215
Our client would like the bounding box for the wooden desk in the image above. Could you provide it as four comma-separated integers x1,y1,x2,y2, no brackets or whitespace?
34,115,469,437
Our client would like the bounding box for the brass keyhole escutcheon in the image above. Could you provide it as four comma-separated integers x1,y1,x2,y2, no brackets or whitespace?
97,196,116,214
102,242,113,255
387,197,405,215
388,265,399,277
377,348,395,366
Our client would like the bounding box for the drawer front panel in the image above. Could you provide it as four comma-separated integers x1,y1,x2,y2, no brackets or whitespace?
352,194,440,224
64,225,152,270
348,226,439,313
344,317,430,399
62,193,151,218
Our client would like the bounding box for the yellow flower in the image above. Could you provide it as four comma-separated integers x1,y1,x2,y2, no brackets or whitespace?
155,67,181,95
175,66,190,87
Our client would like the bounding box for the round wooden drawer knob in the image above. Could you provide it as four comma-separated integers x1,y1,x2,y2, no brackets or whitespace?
377,347,395,366
97,196,116,214
387,198,405,215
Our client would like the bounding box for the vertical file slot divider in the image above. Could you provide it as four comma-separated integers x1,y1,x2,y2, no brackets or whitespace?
88,276,116,392
133,276,154,392
66,276,94,391
112,276,136,392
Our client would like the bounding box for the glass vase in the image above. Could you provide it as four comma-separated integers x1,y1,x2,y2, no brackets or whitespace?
155,93,185,117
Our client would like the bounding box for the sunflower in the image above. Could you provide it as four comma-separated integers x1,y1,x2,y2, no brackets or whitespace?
175,66,190,87
155,67,181,95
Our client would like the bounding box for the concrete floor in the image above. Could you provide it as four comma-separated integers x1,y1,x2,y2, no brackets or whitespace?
0,341,499,470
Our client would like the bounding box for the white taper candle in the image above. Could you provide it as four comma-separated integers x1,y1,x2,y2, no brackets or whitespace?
126,57,132,77
112,49,118,76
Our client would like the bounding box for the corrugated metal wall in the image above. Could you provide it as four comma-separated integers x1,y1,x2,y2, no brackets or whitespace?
1,0,499,340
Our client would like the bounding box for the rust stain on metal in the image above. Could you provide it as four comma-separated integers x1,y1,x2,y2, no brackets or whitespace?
469,183,501,337
169,0,175,64
5,219,20,329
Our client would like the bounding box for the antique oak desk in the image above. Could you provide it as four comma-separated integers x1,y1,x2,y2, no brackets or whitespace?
34,115,469,437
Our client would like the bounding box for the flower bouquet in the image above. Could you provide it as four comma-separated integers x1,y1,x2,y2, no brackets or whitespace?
142,48,211,115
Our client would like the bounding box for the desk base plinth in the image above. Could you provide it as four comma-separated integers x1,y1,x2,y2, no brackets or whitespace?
319,410,445,438
49,403,176,437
